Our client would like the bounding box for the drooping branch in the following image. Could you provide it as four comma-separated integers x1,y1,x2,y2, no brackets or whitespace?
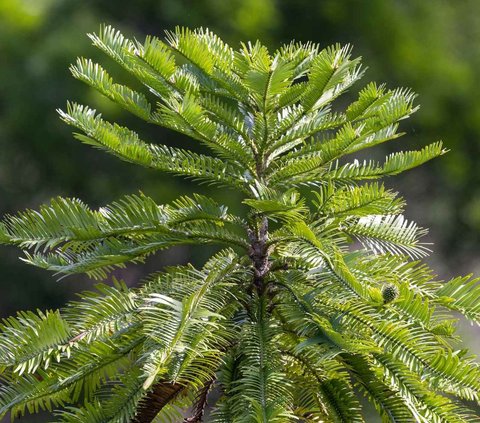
183,378,215,423
131,382,183,423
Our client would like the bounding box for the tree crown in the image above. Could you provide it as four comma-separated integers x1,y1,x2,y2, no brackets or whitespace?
0,25,479,422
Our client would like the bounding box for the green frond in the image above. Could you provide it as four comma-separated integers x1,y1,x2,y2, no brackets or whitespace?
80,27,258,171
273,112,405,180
380,141,447,175
70,58,152,121
308,142,446,183
88,25,178,99
345,81,388,120
0,310,71,376
0,372,70,420
0,251,248,421
317,298,480,400
274,40,320,81
88,24,176,96
22,219,247,280
300,44,364,111
0,191,244,250
267,129,442,189
266,109,345,162
347,83,417,124
166,27,225,76
320,249,371,299
54,369,186,423
0,331,142,419
63,278,137,343
279,333,364,422
59,103,250,191
321,141,446,184
166,26,249,102
242,55,296,113
276,277,376,355
343,353,415,422
0,283,139,384
273,276,325,341
313,182,404,218
274,223,368,299
210,349,242,423
343,214,430,259
348,253,441,297
140,250,244,390
386,284,435,328
0,192,247,278
275,267,478,405
0,196,100,251
55,401,106,423
21,239,171,280
435,275,480,324
243,189,308,223
139,35,177,79
376,353,480,423
231,296,295,423
87,24,136,67
199,93,256,165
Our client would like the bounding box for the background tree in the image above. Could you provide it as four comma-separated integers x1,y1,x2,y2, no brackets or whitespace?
0,25,479,422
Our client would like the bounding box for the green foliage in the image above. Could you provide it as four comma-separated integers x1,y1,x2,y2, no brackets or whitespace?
0,25,479,422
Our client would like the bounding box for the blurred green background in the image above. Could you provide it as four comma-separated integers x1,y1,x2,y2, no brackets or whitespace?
0,0,479,421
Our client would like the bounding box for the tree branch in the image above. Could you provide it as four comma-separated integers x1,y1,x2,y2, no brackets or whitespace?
183,378,215,422
131,382,183,423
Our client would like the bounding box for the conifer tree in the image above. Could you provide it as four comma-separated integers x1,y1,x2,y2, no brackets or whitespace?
0,26,479,422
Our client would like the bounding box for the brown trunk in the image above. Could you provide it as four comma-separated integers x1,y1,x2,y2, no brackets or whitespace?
131,382,183,423
248,216,270,294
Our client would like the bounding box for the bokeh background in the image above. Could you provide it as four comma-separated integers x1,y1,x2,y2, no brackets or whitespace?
0,0,479,421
